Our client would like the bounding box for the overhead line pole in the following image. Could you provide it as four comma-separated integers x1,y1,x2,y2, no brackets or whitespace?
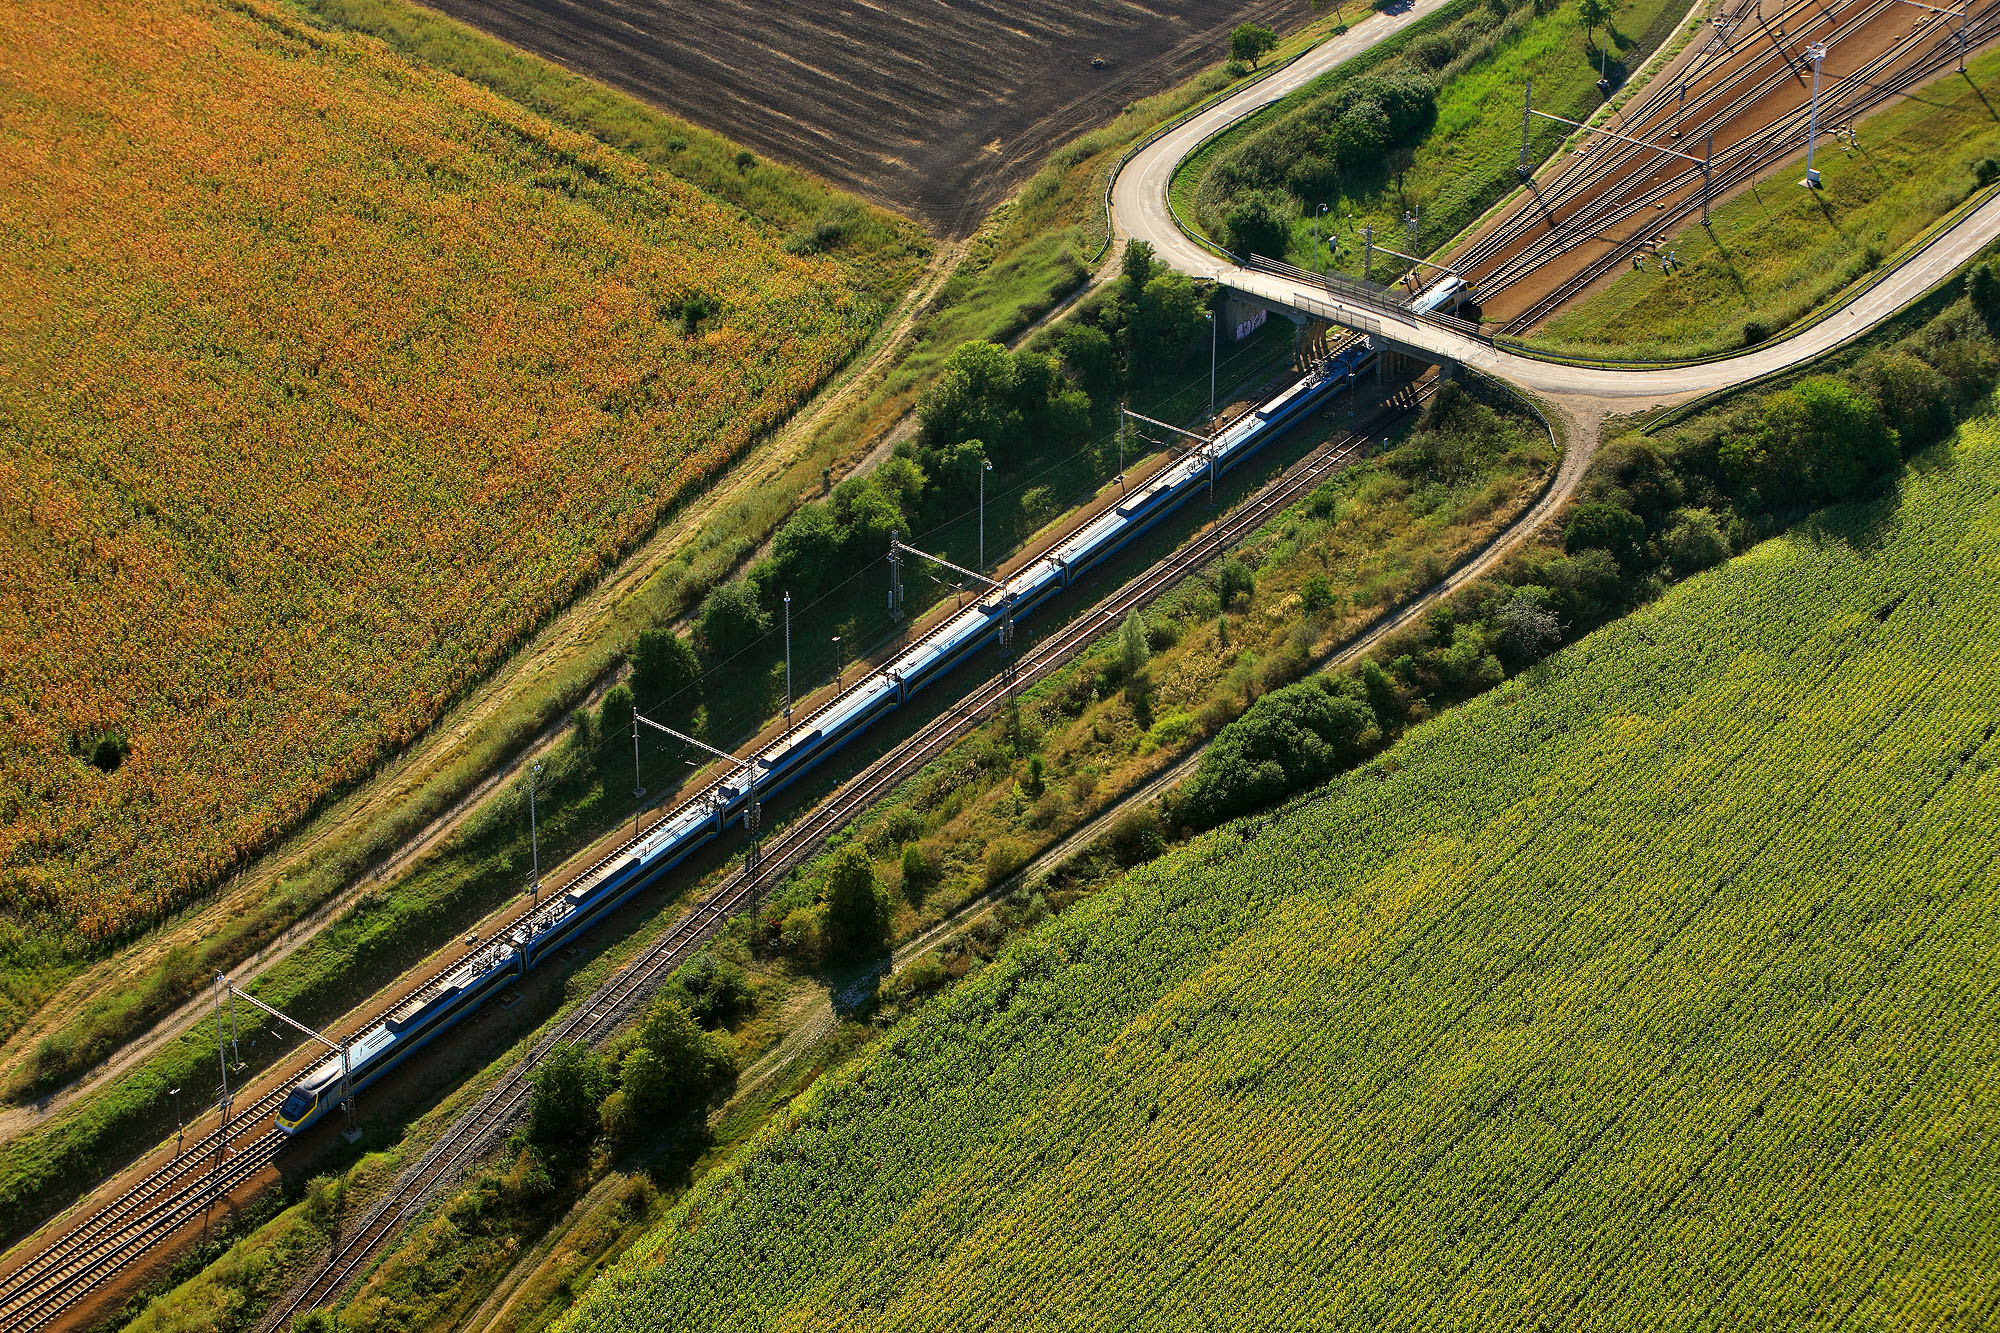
1121,405,1223,508
889,530,1017,664
632,711,767,865
216,974,358,1139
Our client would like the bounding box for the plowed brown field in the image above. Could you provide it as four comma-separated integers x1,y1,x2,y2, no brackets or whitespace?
420,0,1302,235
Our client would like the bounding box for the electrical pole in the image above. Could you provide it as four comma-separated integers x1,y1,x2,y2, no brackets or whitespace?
1315,204,1329,270
1801,42,1827,188
782,590,792,726
979,457,992,574
887,532,903,619
832,635,843,689
1206,310,1217,429
527,760,542,906
1702,128,1714,223
630,712,645,840
1361,224,1374,283
171,1086,183,1157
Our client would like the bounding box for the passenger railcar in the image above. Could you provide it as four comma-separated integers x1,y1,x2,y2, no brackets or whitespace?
275,336,1374,1135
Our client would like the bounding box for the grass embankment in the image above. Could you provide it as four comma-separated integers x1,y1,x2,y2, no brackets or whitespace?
1174,0,1688,276
0,0,923,1089
556,359,2000,1333
1532,49,2000,359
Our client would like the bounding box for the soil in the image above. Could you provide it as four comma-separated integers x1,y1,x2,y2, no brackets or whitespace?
418,0,1303,236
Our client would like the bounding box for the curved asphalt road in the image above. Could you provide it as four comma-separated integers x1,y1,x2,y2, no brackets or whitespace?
1112,3,2000,408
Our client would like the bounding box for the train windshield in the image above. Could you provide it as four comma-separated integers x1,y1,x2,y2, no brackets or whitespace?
279,1089,313,1122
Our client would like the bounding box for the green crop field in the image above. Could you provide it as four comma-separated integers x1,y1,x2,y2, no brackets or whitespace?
558,416,2000,1331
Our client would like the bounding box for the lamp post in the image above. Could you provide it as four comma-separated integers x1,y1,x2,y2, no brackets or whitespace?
527,760,542,906
979,457,993,573
170,1086,183,1157
1314,204,1329,271
832,634,843,689
782,590,792,727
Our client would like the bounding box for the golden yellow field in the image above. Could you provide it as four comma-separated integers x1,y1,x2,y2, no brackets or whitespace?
0,0,889,954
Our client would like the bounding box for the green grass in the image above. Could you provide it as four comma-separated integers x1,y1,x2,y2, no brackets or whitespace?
1176,0,1688,279
555,411,2000,1329
1532,51,2000,360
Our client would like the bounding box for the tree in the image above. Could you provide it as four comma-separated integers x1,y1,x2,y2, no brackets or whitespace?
1301,573,1335,615
527,1042,609,1166
621,997,731,1122
1222,190,1292,261
698,579,772,657
630,627,699,718
1121,239,1156,292
1231,22,1280,67
1495,591,1565,667
1971,262,2000,321
597,683,636,746
1120,609,1151,684
822,843,892,961
1577,0,1613,47
1563,501,1647,572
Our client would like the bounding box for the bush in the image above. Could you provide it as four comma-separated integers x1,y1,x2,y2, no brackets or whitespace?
1177,678,1380,828
1718,376,1898,506
1300,574,1335,615
1661,507,1729,579
900,842,938,899
667,952,755,1027
822,844,892,961
1563,502,1647,571
630,627,699,718
1223,190,1292,261
1216,558,1256,607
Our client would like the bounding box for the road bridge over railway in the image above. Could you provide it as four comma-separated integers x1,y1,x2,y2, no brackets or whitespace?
1113,0,2000,411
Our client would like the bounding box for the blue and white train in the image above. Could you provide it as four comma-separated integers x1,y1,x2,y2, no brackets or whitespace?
276,316,1400,1135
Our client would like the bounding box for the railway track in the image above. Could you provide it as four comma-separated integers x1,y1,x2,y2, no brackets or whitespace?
1441,0,2000,323
0,1089,287,1333
260,370,1434,1330
4,338,1331,1333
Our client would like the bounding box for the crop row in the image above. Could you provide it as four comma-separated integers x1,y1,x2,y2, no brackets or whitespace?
559,421,2000,1329
0,0,877,957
